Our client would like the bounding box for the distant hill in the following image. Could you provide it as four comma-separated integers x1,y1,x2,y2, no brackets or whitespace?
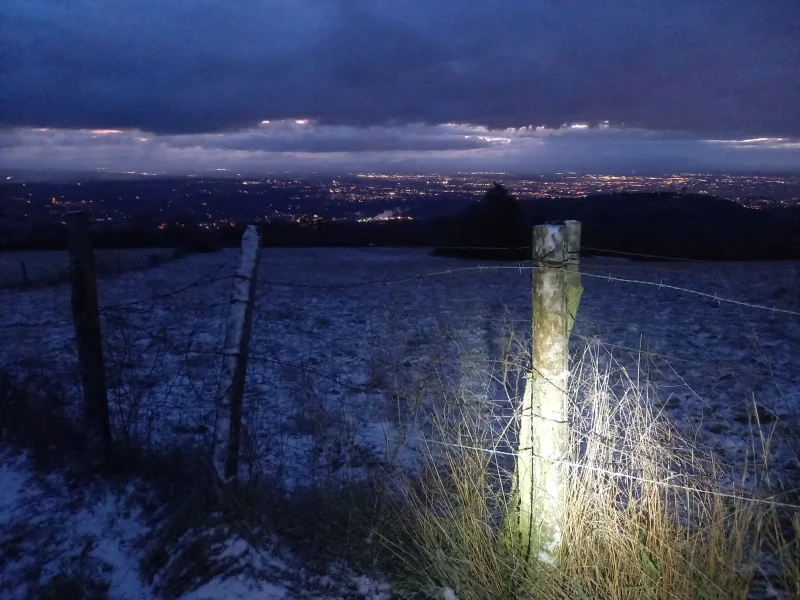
3,191,799,261
435,192,800,261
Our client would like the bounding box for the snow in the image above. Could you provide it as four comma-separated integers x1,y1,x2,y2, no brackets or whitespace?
0,451,392,599
1,247,799,597
0,452,154,600
181,577,287,600
441,587,459,600
542,224,564,257
0,453,27,516
1,248,799,491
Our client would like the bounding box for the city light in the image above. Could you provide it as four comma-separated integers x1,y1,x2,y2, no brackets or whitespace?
2,173,798,236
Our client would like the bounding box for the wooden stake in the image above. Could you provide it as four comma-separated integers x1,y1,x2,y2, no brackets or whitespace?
514,223,570,564
213,225,260,483
66,211,112,462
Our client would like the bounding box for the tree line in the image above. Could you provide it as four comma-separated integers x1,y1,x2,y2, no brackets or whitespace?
3,185,799,261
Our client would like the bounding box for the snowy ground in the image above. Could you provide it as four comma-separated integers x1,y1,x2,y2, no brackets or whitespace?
1,247,799,597
2,248,800,486
0,451,392,599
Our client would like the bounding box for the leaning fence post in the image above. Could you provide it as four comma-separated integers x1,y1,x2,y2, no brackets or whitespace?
66,211,112,463
512,223,571,564
213,225,260,484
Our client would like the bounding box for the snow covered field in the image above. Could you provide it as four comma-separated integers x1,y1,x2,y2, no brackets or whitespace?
2,247,800,598
1,247,799,492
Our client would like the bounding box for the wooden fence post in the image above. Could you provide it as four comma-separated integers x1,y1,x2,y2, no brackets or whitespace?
66,211,112,462
213,225,260,484
512,223,571,564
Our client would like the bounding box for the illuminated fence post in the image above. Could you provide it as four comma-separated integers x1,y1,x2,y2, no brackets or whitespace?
66,210,112,463
213,225,260,484
513,222,574,564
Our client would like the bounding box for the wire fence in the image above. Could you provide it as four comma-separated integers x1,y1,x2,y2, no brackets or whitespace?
1,244,799,507
0,248,177,291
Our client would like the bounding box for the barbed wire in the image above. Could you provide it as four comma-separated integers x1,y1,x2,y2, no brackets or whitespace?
413,436,800,511
0,317,74,330
5,249,796,319
99,273,234,313
577,262,699,273
433,244,710,263
2,245,798,504
255,261,799,318
580,271,800,316
0,335,77,371
271,423,800,511
0,249,176,291
570,334,730,367
259,264,531,291
4,330,795,511
580,246,707,262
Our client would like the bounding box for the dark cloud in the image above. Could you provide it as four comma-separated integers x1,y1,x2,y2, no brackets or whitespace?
1,0,798,136
2,124,798,174
166,123,504,152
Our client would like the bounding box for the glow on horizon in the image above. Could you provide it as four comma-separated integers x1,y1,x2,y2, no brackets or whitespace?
705,137,790,145
465,135,511,143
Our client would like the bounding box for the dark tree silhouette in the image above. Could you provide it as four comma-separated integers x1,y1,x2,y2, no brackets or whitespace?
483,183,524,247
451,182,528,256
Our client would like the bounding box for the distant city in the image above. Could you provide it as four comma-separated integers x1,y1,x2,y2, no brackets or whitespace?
2,171,799,236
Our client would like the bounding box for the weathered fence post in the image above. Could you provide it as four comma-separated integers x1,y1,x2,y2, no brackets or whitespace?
512,222,573,564
213,225,260,484
66,210,112,462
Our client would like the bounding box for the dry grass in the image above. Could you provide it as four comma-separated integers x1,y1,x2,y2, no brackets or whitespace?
383,338,799,599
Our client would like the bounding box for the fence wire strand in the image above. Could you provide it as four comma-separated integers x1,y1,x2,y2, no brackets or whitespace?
580,270,800,316
411,437,800,511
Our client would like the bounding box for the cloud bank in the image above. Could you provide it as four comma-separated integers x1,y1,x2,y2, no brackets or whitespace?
2,1,797,173
2,0,798,137
3,123,798,174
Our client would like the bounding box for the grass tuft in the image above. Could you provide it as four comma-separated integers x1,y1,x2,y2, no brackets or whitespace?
384,339,799,599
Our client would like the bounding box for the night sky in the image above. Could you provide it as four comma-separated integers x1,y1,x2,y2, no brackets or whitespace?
1,0,798,174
